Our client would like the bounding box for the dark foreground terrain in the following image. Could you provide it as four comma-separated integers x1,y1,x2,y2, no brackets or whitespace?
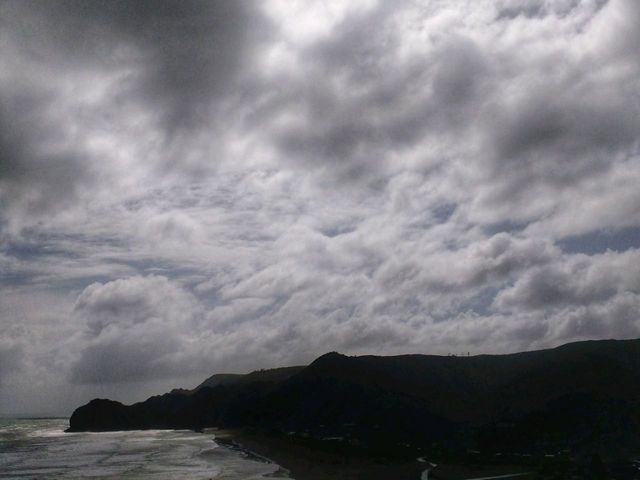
68,339,640,478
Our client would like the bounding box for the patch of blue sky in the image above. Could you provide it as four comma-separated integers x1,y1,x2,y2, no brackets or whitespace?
557,225,640,255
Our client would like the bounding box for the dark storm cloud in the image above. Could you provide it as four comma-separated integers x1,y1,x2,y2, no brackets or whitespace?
0,86,90,218
3,0,256,132
0,0,261,224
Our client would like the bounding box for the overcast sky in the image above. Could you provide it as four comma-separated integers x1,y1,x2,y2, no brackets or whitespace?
1,0,639,415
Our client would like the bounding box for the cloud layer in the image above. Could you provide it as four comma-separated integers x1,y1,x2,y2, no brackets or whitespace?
1,0,639,414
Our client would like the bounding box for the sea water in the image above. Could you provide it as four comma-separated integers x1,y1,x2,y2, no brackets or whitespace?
0,418,288,479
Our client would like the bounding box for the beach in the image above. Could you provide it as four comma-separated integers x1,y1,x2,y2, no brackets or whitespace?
216,430,426,480
216,430,535,480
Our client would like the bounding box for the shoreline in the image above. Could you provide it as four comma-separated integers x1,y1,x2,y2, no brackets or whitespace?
213,435,292,478
214,430,427,480
213,430,535,480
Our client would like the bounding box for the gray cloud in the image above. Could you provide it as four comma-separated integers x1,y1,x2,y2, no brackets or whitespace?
551,292,640,341
260,19,492,185
2,0,257,133
495,0,599,20
494,249,640,312
482,77,640,209
0,0,263,226
70,275,203,384
0,342,23,386
240,0,640,232
372,233,557,312
0,83,92,222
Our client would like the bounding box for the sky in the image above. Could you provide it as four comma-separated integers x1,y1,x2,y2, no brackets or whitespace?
1,0,639,415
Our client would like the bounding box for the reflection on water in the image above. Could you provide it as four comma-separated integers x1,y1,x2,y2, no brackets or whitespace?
0,418,287,479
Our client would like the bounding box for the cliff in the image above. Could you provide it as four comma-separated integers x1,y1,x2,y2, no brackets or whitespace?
67,339,640,456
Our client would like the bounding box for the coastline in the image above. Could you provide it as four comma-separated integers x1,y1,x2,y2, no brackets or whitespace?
214,430,427,480
213,430,535,480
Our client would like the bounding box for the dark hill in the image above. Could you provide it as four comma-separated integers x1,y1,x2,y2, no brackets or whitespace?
194,373,243,390
67,339,640,457
193,366,304,391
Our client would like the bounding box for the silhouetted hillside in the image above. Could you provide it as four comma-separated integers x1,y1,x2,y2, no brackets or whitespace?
67,339,640,458
194,366,304,391
194,373,243,390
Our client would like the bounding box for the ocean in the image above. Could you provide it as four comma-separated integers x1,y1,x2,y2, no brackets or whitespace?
0,418,289,479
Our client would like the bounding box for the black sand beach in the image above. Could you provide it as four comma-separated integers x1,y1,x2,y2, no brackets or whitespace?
215,430,535,480
216,430,426,479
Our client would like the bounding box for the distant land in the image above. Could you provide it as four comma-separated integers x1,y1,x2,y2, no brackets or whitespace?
68,339,640,478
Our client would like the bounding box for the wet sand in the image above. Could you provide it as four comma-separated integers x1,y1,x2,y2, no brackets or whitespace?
215,430,426,480
428,464,534,480
215,431,534,480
